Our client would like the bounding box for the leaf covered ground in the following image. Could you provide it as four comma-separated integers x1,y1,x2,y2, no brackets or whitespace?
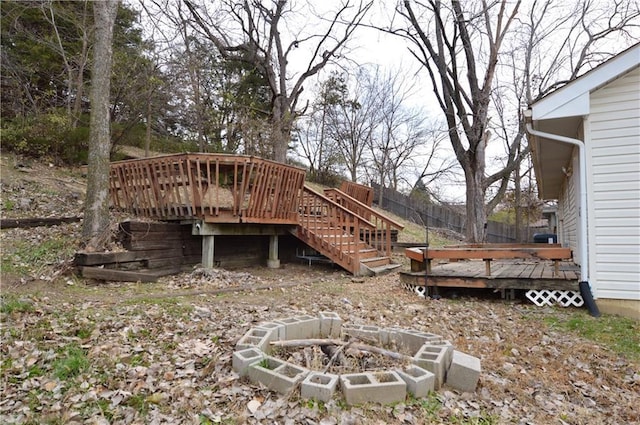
1,154,639,424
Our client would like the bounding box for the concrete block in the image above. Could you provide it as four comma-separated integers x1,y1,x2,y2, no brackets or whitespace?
256,322,286,341
387,327,443,354
340,371,406,405
318,311,342,338
300,372,339,402
425,340,454,368
236,327,278,353
341,324,382,343
413,344,449,389
379,328,393,345
445,350,481,393
396,365,435,398
247,356,309,394
274,315,320,340
232,347,263,377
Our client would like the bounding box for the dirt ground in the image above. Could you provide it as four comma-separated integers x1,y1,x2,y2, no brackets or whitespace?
1,153,639,424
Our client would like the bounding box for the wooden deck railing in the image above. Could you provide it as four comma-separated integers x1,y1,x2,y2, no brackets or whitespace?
339,181,374,206
405,246,573,276
109,153,305,224
324,188,404,257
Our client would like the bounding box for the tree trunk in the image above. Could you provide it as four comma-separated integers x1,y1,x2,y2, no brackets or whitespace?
271,98,290,163
464,169,487,243
82,0,119,250
71,33,89,128
464,140,488,243
145,100,151,157
515,157,522,242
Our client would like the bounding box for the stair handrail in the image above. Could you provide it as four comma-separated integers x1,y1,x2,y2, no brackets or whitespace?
324,188,404,257
324,188,405,229
299,185,378,274
304,186,376,228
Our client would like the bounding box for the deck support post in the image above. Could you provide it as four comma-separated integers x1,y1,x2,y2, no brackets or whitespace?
267,235,280,269
194,221,217,269
202,235,215,269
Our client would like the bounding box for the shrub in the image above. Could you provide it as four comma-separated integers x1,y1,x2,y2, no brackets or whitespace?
1,112,90,164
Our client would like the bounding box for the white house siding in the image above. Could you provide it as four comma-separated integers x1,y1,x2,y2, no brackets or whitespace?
557,152,579,257
588,67,640,300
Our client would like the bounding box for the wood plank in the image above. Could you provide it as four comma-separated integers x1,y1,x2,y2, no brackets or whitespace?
445,243,562,248
119,221,190,233
405,246,572,261
145,255,200,269
122,239,191,251
81,267,158,282
400,271,579,291
118,231,193,242
74,248,184,266
1,216,82,229
522,263,537,279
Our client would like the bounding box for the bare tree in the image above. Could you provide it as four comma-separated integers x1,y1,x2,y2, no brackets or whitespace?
395,0,528,242
517,0,639,101
364,67,433,197
325,67,381,182
82,0,119,250
183,0,372,163
391,0,638,242
42,0,92,128
293,90,344,185
493,0,640,239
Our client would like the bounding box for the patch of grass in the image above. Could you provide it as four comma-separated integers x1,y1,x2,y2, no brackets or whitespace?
304,399,326,412
2,199,15,211
28,364,45,378
408,392,496,424
544,312,640,362
1,358,13,374
450,413,500,425
130,353,148,367
26,389,42,412
408,391,441,418
96,399,114,421
1,236,76,275
199,414,236,425
125,393,149,416
0,296,34,314
22,318,53,341
161,341,178,351
257,358,272,369
124,297,194,317
52,344,90,380
75,325,94,339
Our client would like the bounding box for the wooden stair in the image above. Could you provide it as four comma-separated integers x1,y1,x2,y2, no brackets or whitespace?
292,185,403,276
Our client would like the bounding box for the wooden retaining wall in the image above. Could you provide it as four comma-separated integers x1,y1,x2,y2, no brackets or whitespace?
75,221,310,282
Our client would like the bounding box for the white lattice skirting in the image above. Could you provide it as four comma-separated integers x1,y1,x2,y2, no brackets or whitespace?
402,282,584,307
401,281,428,298
525,290,584,307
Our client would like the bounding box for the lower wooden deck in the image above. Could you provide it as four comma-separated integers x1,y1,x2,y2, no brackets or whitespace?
400,259,580,291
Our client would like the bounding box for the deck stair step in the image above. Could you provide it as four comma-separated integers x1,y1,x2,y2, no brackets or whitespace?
292,185,402,276
360,256,394,268
362,262,403,276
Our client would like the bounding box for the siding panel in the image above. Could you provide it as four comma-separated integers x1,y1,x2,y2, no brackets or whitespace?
589,67,640,301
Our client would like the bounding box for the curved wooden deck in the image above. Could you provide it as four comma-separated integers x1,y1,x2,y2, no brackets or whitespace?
107,153,403,276
109,153,306,224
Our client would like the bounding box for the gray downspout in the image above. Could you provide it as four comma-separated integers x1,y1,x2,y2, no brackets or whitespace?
525,119,600,317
